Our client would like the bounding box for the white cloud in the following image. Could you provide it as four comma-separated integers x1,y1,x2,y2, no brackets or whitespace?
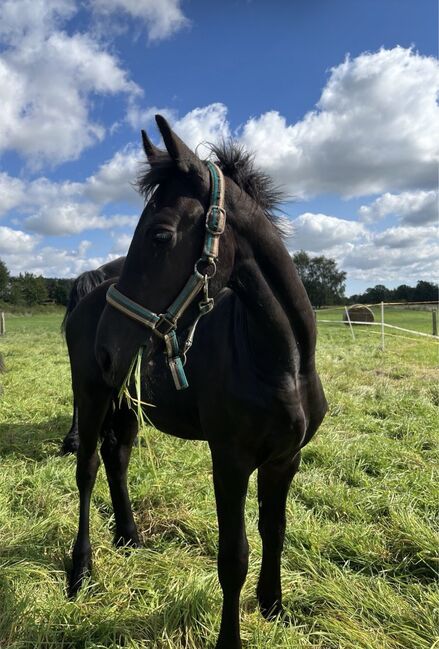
126,104,176,130
111,232,133,255
0,173,25,216
288,213,438,286
0,226,39,254
0,0,140,165
84,145,144,205
126,103,231,159
358,190,437,225
126,48,438,198
172,104,231,157
289,212,367,252
2,241,111,277
24,203,138,235
240,47,439,198
89,0,189,42
373,224,437,249
0,146,144,235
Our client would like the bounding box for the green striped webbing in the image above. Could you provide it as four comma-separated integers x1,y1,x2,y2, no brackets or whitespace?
106,161,226,391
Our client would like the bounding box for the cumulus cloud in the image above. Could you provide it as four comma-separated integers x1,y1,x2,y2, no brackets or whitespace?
24,203,138,235
90,0,189,42
84,145,144,205
372,225,437,249
0,173,25,216
126,104,176,131
287,212,439,285
3,245,110,277
0,146,144,235
289,212,367,252
0,226,39,254
127,103,231,158
0,0,140,165
172,104,231,157
125,48,438,198
111,232,133,255
241,47,439,198
358,190,438,225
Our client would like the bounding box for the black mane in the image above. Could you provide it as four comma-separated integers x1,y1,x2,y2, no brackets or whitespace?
136,141,285,232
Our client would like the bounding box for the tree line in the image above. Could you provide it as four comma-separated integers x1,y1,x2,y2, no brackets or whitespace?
0,255,436,309
0,260,73,307
348,281,438,305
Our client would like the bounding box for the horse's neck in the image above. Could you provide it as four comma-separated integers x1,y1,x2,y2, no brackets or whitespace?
230,261,300,376
230,223,317,375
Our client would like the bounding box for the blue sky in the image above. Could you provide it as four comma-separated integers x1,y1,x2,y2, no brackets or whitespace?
0,0,437,295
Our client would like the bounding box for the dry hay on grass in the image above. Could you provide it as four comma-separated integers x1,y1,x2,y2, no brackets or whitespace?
344,304,375,325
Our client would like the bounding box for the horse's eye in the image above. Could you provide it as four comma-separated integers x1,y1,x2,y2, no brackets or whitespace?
153,230,174,243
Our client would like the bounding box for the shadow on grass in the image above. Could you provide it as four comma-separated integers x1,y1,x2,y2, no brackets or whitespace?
0,415,71,460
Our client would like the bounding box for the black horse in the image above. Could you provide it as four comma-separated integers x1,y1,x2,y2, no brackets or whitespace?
60,257,125,454
66,116,327,649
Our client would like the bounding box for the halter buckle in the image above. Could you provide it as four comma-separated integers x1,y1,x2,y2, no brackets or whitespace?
154,313,176,338
205,206,226,235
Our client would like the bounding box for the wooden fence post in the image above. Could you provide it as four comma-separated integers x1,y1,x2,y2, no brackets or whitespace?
0,312,5,336
433,310,438,337
381,302,385,351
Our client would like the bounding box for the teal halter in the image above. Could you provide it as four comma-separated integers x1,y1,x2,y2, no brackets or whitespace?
106,161,226,391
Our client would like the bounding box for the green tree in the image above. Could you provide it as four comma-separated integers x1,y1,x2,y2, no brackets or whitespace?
413,280,438,302
11,273,48,306
393,284,415,302
46,278,74,305
293,250,347,307
361,284,392,304
0,259,9,300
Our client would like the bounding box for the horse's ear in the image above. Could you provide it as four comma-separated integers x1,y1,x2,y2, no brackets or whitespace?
141,129,162,162
155,114,207,181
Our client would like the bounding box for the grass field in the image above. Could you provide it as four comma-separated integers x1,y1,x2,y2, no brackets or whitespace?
0,310,438,649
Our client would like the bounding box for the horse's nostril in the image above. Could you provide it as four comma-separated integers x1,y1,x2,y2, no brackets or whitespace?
97,346,112,375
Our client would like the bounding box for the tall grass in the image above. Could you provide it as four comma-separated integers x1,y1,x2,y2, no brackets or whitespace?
0,313,437,648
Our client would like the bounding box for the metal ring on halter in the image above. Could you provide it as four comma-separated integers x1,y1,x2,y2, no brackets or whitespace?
194,257,217,278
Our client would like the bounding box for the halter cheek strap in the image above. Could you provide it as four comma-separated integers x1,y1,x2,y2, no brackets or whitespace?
106,161,226,390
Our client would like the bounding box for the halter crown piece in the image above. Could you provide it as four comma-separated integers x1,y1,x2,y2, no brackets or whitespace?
106,161,226,390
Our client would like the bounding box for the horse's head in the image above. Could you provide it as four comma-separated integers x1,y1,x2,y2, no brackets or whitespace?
95,115,236,388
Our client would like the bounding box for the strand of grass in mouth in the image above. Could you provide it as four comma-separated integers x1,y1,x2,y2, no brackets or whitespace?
117,346,158,478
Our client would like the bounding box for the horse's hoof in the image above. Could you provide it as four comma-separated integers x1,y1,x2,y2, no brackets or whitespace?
68,550,92,598
67,564,91,598
259,600,285,621
114,532,141,549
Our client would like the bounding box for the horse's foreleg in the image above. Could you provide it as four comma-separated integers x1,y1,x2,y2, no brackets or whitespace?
100,405,139,547
211,446,252,649
256,450,301,619
68,391,110,597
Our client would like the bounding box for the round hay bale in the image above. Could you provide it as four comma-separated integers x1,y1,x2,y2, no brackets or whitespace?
343,304,375,325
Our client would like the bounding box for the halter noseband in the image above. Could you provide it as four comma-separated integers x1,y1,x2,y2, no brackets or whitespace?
106,161,226,391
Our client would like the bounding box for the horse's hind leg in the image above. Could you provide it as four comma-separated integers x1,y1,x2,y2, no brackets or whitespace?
100,404,139,547
68,389,111,597
257,450,301,619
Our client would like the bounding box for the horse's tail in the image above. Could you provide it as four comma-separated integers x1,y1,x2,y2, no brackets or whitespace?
61,268,106,334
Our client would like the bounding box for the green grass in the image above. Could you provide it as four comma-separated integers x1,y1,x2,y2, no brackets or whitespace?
318,305,437,336
0,312,438,649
